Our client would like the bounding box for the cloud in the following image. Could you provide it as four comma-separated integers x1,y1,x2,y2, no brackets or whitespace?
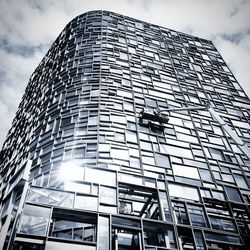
215,33,250,96
0,0,250,147
0,0,70,46
0,99,10,148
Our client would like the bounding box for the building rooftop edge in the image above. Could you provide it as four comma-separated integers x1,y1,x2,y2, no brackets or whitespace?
66,10,214,44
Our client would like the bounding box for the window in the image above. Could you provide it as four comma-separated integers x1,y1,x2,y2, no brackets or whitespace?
234,174,248,189
168,183,200,201
187,204,208,227
73,147,85,158
172,164,200,180
112,228,140,250
26,187,74,208
176,132,199,143
120,52,128,60
100,186,117,205
155,153,171,168
64,181,97,194
177,227,195,249
112,216,141,250
46,241,95,250
193,64,202,72
49,209,97,243
172,201,189,225
122,78,131,87
110,147,129,160
145,98,157,108
119,173,156,187
118,183,163,220
140,140,152,151
204,232,241,244
19,204,51,236
143,221,176,248
74,195,98,211
98,216,110,250
194,230,206,250
129,157,141,169
61,117,71,126
209,148,225,161
85,168,116,186
159,191,172,222
199,169,213,182
224,186,242,203
126,130,137,143
128,46,136,54
209,217,236,232
160,143,193,159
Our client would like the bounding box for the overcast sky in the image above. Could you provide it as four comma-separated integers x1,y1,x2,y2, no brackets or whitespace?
0,0,250,148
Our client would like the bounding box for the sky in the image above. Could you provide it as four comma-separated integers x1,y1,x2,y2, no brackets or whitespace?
0,0,250,148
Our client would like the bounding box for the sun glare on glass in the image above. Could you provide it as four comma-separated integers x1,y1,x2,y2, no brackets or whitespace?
60,161,84,181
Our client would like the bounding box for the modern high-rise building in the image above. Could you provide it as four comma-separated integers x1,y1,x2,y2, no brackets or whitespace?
0,10,250,250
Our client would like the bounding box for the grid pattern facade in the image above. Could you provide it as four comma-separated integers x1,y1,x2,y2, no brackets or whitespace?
0,10,250,250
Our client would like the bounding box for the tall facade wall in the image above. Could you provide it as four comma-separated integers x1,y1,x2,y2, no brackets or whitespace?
0,10,250,249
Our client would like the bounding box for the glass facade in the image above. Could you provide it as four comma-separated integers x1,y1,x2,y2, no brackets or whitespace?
0,10,250,249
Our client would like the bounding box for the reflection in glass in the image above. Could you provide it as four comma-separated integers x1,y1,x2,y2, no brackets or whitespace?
112,228,140,250
27,187,74,208
49,212,96,243
169,183,200,201
74,195,98,211
60,161,84,181
187,204,208,227
19,204,51,236
100,186,117,205
98,216,110,250
143,221,176,248
224,186,242,203
118,183,162,220
51,220,96,242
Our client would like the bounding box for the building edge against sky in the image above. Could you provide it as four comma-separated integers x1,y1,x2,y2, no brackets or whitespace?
0,10,250,249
